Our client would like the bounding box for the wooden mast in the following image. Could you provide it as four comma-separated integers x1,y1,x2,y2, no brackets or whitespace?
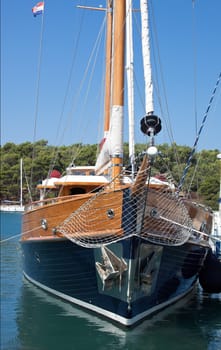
104,0,113,134
91,0,126,180
111,0,125,184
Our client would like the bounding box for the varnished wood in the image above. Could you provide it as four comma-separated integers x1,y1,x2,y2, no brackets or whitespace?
112,0,125,106
131,154,149,194
104,0,113,132
22,189,124,241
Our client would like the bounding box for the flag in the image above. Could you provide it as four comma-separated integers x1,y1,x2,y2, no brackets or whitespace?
32,2,44,17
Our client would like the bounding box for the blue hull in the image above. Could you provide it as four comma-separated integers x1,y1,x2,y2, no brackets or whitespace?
21,237,207,326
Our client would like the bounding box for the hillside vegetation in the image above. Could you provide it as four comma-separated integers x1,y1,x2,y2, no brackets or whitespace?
0,140,220,210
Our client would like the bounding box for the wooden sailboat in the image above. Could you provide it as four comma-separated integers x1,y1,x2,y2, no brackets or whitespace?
21,1,219,326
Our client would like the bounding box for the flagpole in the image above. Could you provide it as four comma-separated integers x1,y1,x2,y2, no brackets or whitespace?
30,1,45,197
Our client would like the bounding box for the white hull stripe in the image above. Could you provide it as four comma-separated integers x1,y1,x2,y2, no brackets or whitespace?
23,271,194,326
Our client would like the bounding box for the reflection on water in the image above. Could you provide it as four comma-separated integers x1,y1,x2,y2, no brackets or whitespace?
1,213,22,350
1,213,221,350
196,291,221,350
14,282,221,350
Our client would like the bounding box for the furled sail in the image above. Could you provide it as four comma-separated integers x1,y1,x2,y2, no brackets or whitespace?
95,107,123,175
140,0,154,114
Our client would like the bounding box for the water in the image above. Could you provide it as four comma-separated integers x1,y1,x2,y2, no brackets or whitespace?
1,212,221,350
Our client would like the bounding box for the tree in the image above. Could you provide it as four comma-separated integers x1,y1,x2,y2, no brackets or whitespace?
0,142,219,210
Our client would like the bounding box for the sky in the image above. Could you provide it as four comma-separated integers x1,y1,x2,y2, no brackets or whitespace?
1,0,221,151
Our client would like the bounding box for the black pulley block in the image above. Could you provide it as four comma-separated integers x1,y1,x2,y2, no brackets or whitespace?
140,114,162,136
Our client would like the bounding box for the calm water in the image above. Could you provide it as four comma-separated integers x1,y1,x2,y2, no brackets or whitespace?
1,212,221,350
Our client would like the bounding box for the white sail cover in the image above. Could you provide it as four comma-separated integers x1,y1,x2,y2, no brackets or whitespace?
140,0,154,114
95,105,123,175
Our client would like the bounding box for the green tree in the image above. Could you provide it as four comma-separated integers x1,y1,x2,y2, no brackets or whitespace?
0,141,220,210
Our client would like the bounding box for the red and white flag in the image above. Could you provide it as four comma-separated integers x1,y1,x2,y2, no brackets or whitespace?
32,2,44,17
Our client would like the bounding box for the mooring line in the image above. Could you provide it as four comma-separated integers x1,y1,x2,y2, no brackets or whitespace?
0,226,41,244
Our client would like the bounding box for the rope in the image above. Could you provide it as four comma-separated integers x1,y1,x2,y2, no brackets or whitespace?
59,15,106,166
45,7,88,180
0,226,41,244
159,215,221,243
177,72,221,194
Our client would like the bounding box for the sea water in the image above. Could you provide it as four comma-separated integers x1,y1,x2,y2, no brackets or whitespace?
1,212,221,350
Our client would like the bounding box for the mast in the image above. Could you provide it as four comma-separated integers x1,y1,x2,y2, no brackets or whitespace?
140,0,154,114
95,0,127,179
126,0,135,177
104,0,113,136
139,0,161,161
20,158,23,208
110,0,126,184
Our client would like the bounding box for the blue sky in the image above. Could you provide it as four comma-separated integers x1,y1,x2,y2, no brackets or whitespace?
1,0,221,151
